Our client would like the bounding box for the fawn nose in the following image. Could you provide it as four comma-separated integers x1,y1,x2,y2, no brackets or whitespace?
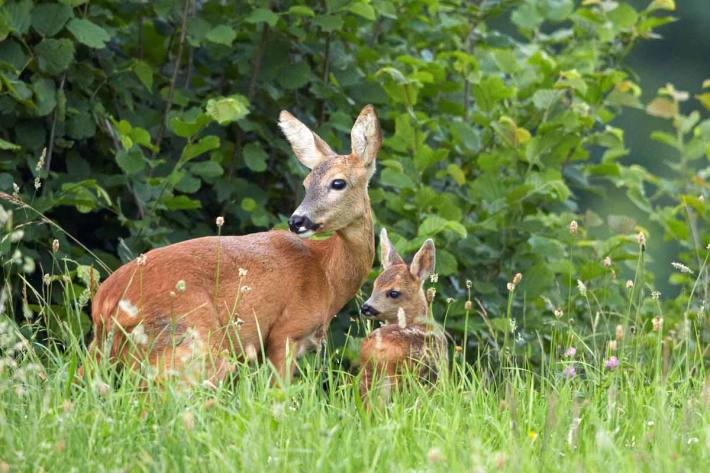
361,304,380,317
288,215,319,234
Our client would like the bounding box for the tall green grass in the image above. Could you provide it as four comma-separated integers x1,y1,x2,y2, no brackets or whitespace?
1,289,708,472
1,209,709,471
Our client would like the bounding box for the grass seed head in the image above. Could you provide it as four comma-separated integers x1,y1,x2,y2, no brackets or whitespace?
427,447,445,463
652,317,664,332
175,280,186,293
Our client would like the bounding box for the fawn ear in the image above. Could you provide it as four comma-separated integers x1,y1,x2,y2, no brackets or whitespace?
410,239,436,282
380,228,404,269
350,105,381,177
279,110,336,169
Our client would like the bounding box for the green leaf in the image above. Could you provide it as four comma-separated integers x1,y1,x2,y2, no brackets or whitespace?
205,95,249,125
67,18,111,49
313,15,343,32
31,3,73,37
241,197,257,212
287,6,315,17
277,62,312,90
133,60,153,91
348,2,376,21
243,143,268,172
206,24,236,46
245,8,279,27
35,38,75,75
380,168,415,189
190,161,223,178
511,3,542,31
695,93,710,112
646,97,677,118
175,174,201,193
0,138,20,151
67,112,96,139
608,4,638,30
169,113,211,138
161,195,202,210
532,89,564,110
180,135,220,163
0,39,27,71
418,215,467,238
447,164,466,185
116,148,146,175
32,78,56,116
4,0,32,35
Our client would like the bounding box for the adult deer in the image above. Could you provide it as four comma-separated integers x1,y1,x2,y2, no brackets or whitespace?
86,105,381,382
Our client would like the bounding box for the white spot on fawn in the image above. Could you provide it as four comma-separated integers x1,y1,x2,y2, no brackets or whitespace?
118,299,138,318
397,307,407,328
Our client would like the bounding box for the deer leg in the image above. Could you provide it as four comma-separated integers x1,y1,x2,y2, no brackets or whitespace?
265,332,300,385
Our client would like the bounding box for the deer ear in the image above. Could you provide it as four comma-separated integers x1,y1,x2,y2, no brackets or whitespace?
350,105,381,175
279,111,335,169
410,239,436,282
380,228,404,269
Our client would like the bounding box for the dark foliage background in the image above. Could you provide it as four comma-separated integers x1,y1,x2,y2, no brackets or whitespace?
1,0,709,361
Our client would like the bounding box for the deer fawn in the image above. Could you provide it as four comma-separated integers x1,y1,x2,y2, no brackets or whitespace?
85,105,381,383
359,229,448,403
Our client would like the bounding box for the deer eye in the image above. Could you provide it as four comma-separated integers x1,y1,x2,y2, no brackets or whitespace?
330,179,347,190
386,290,400,299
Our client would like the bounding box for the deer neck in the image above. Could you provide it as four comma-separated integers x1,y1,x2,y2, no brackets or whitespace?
310,196,374,313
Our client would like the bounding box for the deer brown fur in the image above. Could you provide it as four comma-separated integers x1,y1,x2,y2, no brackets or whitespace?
85,105,381,383
359,229,448,403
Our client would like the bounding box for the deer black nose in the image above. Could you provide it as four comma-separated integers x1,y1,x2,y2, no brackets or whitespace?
361,304,380,317
288,215,319,234
288,215,305,233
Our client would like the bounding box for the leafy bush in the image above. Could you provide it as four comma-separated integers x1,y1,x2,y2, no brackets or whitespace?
1,0,709,362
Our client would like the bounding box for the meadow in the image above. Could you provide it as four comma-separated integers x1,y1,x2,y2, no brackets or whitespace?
1,228,709,472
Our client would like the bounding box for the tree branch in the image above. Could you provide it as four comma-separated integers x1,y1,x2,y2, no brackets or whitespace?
154,0,191,153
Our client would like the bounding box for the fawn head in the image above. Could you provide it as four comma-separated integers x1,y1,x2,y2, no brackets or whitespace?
361,229,435,324
279,105,381,238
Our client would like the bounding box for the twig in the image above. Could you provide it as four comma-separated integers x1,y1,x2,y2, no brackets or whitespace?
154,0,191,153
45,74,66,175
183,0,196,89
248,24,270,102
317,33,331,123
463,24,477,120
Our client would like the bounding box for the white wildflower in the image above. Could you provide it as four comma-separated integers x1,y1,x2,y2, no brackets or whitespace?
129,324,148,346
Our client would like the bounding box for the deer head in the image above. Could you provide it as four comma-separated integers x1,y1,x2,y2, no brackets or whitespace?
279,105,381,238
361,229,436,324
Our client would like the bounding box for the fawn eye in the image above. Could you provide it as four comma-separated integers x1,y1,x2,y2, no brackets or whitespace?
330,179,347,190
387,290,401,299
